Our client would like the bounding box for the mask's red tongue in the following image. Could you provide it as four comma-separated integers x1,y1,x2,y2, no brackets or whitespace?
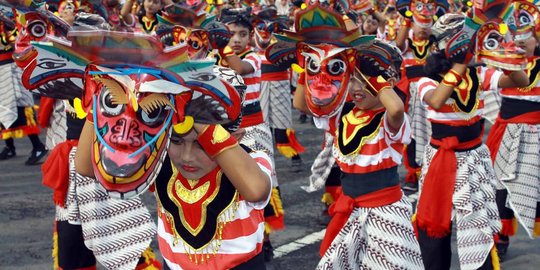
310,76,338,101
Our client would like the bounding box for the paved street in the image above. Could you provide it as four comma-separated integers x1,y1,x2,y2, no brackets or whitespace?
0,111,539,269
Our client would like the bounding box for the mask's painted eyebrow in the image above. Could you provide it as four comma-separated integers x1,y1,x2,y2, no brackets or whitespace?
139,93,174,114
94,77,128,105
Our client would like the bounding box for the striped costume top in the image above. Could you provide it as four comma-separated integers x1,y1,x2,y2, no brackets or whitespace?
155,150,272,270
333,106,412,174
260,53,289,82
418,66,503,126
238,48,263,128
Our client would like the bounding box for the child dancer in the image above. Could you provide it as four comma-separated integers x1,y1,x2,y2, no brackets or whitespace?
395,0,448,191
156,107,272,270
416,11,528,270
315,40,424,270
486,0,540,261
122,0,169,33
218,7,283,261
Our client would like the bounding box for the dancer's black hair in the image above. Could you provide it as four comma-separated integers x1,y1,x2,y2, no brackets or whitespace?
220,7,253,32
423,50,453,82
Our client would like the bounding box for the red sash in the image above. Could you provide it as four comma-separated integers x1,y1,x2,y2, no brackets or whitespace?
37,97,55,128
415,135,483,238
42,140,78,207
319,185,402,256
486,111,540,161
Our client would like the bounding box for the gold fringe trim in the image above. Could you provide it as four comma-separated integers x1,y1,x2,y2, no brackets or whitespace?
265,187,285,234
166,193,240,265
411,213,417,223
321,192,335,205
276,145,298,158
52,229,59,270
270,187,284,216
264,223,272,235
491,243,501,270
533,220,540,238
139,247,160,270
2,129,26,139
25,107,36,127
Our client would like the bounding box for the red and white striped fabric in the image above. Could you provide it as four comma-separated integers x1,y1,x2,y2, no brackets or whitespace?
418,66,503,124
333,108,412,174
241,49,262,105
499,58,540,103
238,48,263,127
158,151,272,270
260,53,289,81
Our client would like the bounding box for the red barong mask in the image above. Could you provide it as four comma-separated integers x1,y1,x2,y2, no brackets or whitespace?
397,0,448,27
13,9,70,69
511,0,540,41
156,3,231,59
266,4,371,117
32,31,243,198
297,43,355,117
433,1,526,69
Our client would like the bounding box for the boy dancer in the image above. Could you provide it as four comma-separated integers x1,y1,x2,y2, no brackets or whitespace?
218,7,282,261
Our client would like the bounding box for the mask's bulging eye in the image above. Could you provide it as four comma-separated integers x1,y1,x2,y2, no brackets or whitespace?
306,57,321,75
519,13,532,26
189,39,201,50
99,89,125,117
415,3,424,12
28,21,47,38
327,59,346,76
484,37,500,50
139,106,166,127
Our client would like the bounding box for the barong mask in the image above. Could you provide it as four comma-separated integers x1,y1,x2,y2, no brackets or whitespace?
266,4,373,117
297,43,355,117
17,12,112,100
156,3,231,59
354,39,403,96
252,7,289,49
32,31,242,198
512,0,540,41
476,21,526,70
433,1,526,70
7,4,77,98
397,0,448,27
12,8,70,69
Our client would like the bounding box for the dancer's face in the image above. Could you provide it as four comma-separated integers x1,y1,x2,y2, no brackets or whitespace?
227,23,251,54
515,35,538,57
169,129,217,180
349,72,381,110
144,0,162,16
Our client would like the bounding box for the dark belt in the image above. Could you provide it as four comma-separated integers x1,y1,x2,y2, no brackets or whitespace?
431,120,483,142
430,121,483,151
500,97,540,120
405,65,429,79
241,102,262,116
341,166,399,198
